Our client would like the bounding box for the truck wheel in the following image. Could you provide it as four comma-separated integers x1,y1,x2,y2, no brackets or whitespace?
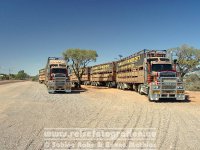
121,84,125,90
48,89,54,94
119,83,122,90
135,85,138,92
132,85,136,91
138,85,141,94
148,93,153,102
106,83,109,87
117,84,120,89
148,89,154,102
137,85,140,93
109,83,112,88
107,83,110,88
140,86,144,95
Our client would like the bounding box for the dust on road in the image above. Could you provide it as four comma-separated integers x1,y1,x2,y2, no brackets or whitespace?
0,82,200,150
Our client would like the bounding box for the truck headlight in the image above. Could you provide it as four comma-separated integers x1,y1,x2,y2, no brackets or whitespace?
177,86,184,89
153,85,160,89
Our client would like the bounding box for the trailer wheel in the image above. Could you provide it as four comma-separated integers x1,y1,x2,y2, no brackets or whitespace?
106,83,109,87
119,84,121,89
138,85,141,94
119,83,122,89
133,84,138,92
140,85,144,95
138,85,143,95
121,84,125,90
136,85,140,93
107,83,110,88
109,83,111,88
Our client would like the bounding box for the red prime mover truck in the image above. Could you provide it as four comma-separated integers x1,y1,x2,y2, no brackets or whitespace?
44,57,71,93
116,49,185,101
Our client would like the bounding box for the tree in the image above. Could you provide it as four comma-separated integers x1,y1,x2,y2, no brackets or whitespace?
31,75,39,81
16,70,29,80
9,74,16,79
168,44,200,78
118,54,123,60
63,48,98,88
185,74,200,91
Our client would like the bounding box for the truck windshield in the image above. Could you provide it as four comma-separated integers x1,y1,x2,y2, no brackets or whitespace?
152,64,172,72
51,68,66,74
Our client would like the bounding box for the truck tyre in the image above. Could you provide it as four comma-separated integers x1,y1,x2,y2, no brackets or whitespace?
136,85,140,93
148,93,153,102
132,85,136,91
48,88,54,94
148,89,154,102
109,83,112,88
139,85,144,95
119,83,122,90
48,91,53,94
138,85,141,94
121,84,125,90
135,85,138,92
107,83,110,88
106,83,109,87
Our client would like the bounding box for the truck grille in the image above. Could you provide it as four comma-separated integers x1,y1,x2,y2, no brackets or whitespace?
55,77,66,86
56,81,65,86
160,77,177,90
162,84,176,89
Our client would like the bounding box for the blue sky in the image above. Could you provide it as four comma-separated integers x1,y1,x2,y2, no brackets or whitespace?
0,0,200,75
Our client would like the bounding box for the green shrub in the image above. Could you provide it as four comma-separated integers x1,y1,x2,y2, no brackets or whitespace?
184,74,200,91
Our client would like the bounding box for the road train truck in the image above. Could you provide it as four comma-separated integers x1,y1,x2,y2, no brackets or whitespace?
39,68,45,84
116,49,185,101
45,57,71,93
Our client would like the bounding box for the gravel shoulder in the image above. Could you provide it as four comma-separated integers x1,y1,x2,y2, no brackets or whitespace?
0,80,25,85
0,82,200,150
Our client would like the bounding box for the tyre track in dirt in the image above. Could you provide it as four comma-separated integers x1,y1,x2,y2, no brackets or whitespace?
1,82,200,149
172,109,200,149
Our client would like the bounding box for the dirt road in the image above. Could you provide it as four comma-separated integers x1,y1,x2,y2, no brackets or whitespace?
0,80,25,85
0,82,200,150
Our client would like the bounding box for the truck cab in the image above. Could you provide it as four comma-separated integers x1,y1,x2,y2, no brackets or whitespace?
45,57,71,93
142,52,185,101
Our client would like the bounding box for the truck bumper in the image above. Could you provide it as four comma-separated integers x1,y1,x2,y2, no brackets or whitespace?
175,94,185,100
149,94,160,101
47,82,71,93
48,89,71,93
150,93,185,101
